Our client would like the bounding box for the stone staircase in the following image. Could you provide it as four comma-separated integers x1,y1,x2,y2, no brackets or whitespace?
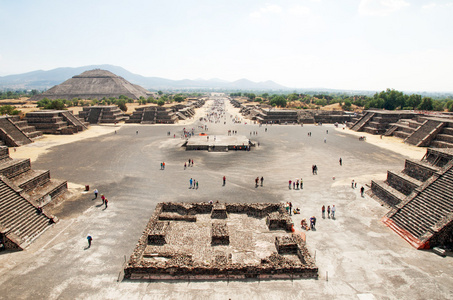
61,111,89,131
405,119,444,146
0,146,67,207
430,122,453,148
86,107,102,124
350,112,375,131
374,148,453,249
0,117,34,147
0,176,55,250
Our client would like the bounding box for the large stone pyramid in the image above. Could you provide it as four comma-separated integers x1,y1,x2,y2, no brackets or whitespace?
31,69,151,100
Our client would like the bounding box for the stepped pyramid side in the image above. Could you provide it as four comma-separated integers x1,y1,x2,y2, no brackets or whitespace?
30,69,151,101
371,148,453,249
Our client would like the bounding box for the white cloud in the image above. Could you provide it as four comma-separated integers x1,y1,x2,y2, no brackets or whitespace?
249,4,282,19
421,3,437,10
289,5,311,16
358,0,410,16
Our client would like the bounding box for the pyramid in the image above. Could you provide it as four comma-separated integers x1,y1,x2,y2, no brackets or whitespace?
30,69,151,101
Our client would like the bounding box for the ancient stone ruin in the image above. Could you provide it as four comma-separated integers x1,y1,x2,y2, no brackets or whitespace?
369,148,453,249
0,146,63,250
124,202,317,280
0,116,42,147
30,69,152,101
349,110,453,148
25,110,89,134
78,106,126,124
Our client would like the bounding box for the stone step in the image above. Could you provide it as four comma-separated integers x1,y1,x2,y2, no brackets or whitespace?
11,169,50,192
0,158,31,179
430,140,453,148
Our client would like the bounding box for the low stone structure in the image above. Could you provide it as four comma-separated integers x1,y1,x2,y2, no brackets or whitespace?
369,148,453,249
0,116,40,147
78,105,126,124
124,202,317,280
184,135,254,152
26,110,88,134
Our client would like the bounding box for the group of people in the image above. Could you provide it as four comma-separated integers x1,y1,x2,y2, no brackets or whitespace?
184,159,194,169
93,188,108,209
255,176,264,187
160,162,166,170
300,216,316,230
285,202,300,216
288,179,303,189
189,178,199,189
312,165,318,175
321,205,336,219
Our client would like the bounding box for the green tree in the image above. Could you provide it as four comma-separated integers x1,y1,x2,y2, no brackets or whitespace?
117,100,127,112
158,91,163,96
174,95,185,103
157,99,165,106
418,97,433,110
0,105,20,115
270,96,287,107
407,94,422,109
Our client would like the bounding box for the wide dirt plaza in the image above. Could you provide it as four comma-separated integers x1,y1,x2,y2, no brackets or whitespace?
0,98,452,299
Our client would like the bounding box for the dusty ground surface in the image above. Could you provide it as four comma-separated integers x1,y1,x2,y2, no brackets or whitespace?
0,98,452,300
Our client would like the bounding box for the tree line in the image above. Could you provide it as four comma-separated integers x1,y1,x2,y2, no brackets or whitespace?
231,89,453,112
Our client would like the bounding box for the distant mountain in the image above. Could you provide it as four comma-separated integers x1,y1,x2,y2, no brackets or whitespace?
0,64,288,91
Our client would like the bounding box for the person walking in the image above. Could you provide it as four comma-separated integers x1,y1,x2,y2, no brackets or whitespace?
361,186,365,197
101,194,105,205
104,198,108,209
331,205,336,218
223,176,226,186
160,162,163,170
93,189,98,199
255,177,259,188
162,162,165,170
351,180,355,188
289,202,293,216
327,205,331,218
289,180,292,189
339,158,342,166
87,235,93,248
196,181,199,189
322,205,325,218
189,178,193,189
260,177,264,186
184,162,187,169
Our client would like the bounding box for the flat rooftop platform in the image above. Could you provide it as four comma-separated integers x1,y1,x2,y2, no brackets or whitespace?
125,202,317,280
185,135,252,151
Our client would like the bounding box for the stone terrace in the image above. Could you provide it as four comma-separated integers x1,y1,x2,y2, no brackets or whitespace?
125,202,317,280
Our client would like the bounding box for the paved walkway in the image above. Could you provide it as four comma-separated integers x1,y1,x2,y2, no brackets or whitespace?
0,99,452,299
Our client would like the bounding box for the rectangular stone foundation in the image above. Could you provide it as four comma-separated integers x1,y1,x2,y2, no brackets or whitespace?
125,202,317,280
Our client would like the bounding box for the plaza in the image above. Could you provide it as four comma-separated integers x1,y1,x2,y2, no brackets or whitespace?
0,99,452,299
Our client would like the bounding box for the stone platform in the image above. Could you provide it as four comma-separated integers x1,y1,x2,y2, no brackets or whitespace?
184,135,253,151
124,202,317,280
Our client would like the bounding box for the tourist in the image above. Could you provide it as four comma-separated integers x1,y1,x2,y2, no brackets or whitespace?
223,176,226,186
288,180,292,189
355,182,357,189
184,163,187,170
160,162,163,170
327,205,331,218
104,198,108,209
260,177,264,186
101,194,105,205
296,180,299,190
189,178,193,189
87,235,92,248
255,177,259,187
196,181,198,189
293,181,295,189
324,138,326,143
162,162,165,170
351,180,355,188
339,158,342,166
322,205,325,218
361,186,365,197
300,178,303,189
191,159,194,167
136,131,138,135
331,205,336,218
289,202,293,216
93,189,98,199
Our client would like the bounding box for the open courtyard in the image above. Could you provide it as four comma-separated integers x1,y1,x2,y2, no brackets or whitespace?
0,99,452,299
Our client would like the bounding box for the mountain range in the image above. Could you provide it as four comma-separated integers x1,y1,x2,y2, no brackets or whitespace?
0,65,288,91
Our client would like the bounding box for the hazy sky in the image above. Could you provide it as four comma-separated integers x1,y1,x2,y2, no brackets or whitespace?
0,0,452,91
